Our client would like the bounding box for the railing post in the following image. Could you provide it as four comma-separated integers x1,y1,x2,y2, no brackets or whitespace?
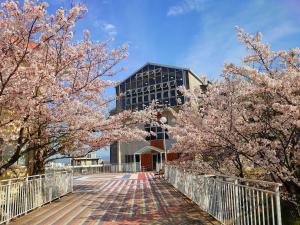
71,170,74,193
25,177,28,215
234,179,240,225
6,180,11,224
275,185,282,225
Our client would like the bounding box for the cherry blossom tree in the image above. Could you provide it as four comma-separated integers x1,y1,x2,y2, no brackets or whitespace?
168,28,300,209
0,0,155,175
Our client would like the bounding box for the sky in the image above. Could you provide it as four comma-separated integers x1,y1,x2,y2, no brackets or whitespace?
46,0,300,160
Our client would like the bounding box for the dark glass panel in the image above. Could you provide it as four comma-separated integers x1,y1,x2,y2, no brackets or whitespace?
162,73,168,82
116,86,120,96
131,80,136,89
144,95,149,102
176,70,183,78
137,77,143,88
149,75,155,85
148,64,155,71
150,94,155,101
163,91,169,98
132,98,136,104
143,76,149,86
150,85,155,92
170,89,176,97
138,104,143,110
176,79,183,86
177,90,183,97
156,92,162,99
157,133,164,139
150,135,156,140
169,72,175,81
157,127,162,132
155,73,162,83
162,67,168,73
170,97,177,106
163,83,169,89
132,104,137,110
177,96,185,105
156,84,162,90
138,96,143,103
120,83,125,93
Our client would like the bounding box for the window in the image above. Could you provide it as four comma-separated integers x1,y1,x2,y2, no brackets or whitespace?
170,89,176,97
125,155,134,163
132,104,137,110
177,96,185,105
131,80,136,89
155,73,162,83
138,96,143,103
143,76,149,86
126,98,130,104
120,83,125,93
156,92,162,99
125,79,131,91
176,70,184,86
170,97,177,106
137,77,143,88
144,95,149,102
144,123,169,140
156,84,162,90
177,90,183,97
169,72,175,81
150,94,155,101
163,91,169,98
170,80,176,87
163,83,169,89
137,88,142,93
132,98,137,104
138,104,143,110
150,85,155,92
149,75,155,85
132,90,136,96
162,73,168,82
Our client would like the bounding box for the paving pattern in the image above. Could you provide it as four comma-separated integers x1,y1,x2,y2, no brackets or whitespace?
11,173,220,225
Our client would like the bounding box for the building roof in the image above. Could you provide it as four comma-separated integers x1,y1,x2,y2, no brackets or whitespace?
116,62,204,87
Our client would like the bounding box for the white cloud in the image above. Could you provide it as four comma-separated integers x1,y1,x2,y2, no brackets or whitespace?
167,0,209,16
93,21,117,37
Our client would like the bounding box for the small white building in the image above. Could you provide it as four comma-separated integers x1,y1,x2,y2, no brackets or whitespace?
71,152,103,166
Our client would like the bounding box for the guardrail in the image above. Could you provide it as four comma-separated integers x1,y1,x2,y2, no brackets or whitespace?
71,163,141,175
46,163,142,175
165,165,282,225
0,171,73,224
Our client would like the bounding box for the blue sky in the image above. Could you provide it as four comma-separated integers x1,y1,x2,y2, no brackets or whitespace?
49,0,300,79
47,0,300,160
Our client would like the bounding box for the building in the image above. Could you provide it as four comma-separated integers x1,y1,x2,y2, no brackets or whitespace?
71,152,103,166
110,63,204,171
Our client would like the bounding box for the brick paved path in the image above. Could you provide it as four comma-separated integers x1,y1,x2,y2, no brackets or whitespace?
10,173,220,225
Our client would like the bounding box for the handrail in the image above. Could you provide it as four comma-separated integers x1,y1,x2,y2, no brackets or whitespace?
0,171,73,224
165,165,282,225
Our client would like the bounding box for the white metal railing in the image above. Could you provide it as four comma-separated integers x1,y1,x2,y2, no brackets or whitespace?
70,163,141,175
0,171,73,224
165,165,282,225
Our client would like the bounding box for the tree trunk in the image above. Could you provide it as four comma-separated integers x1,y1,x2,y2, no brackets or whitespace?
27,147,46,175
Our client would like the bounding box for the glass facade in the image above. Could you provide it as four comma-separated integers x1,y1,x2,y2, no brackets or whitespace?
116,64,188,141
117,65,186,112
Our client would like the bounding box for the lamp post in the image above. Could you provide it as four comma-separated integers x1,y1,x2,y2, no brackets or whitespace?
159,116,167,162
